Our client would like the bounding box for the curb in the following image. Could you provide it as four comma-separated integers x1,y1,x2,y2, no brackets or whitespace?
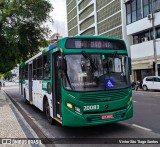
3,90,55,147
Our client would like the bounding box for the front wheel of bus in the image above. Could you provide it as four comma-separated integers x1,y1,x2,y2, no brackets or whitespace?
45,100,58,125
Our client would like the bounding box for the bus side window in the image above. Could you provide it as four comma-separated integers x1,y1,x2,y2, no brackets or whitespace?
37,56,43,80
43,53,50,79
25,64,28,80
33,59,37,80
22,67,25,79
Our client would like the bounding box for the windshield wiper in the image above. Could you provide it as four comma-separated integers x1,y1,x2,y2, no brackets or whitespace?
63,58,75,90
81,51,97,72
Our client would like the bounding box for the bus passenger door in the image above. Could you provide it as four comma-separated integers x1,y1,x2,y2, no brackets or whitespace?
52,52,62,121
29,63,33,104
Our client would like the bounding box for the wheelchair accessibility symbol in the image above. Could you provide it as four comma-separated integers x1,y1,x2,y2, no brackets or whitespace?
105,79,114,89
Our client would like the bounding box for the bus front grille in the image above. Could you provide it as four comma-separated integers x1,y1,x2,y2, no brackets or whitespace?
79,91,128,103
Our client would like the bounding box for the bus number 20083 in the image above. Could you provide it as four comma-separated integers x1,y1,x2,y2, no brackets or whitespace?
83,105,99,111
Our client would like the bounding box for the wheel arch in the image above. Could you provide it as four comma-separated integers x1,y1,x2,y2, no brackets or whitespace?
143,84,148,90
43,95,48,112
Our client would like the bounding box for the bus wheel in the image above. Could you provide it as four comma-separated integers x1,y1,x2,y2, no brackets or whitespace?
45,100,58,125
24,90,28,104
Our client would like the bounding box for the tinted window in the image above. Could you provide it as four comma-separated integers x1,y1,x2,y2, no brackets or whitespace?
43,53,50,79
143,0,150,17
126,3,131,24
137,0,142,20
33,60,37,80
146,77,154,81
37,56,43,80
154,77,160,82
25,64,28,80
131,0,137,22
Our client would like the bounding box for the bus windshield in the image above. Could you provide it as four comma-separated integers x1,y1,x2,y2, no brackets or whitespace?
63,53,130,91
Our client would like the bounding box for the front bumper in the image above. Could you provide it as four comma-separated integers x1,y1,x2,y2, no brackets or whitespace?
62,102,133,127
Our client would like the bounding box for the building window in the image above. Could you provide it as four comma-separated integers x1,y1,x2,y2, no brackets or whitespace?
131,0,137,22
139,33,145,43
133,35,139,44
137,0,142,20
133,27,160,44
150,30,154,40
126,3,131,24
154,0,160,12
143,0,150,17
157,28,160,38
126,0,156,24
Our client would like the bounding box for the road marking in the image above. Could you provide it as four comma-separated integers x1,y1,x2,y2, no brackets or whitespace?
132,124,152,132
133,101,136,103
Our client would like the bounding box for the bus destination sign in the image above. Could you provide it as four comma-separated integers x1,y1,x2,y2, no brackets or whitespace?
66,38,126,50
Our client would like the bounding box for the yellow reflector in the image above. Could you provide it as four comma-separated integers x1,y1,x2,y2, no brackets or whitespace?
66,103,73,109
128,97,132,105
60,48,63,53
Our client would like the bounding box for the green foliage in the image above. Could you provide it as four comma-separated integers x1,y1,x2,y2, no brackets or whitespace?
0,73,4,78
3,71,13,80
0,0,53,73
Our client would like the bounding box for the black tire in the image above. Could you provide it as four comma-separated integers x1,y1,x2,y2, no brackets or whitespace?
24,90,29,104
44,100,58,125
143,85,148,91
132,84,136,90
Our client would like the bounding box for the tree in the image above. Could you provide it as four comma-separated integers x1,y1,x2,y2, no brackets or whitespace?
0,0,53,73
3,71,13,80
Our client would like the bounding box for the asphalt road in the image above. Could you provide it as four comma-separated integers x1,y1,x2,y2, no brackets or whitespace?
2,83,160,147
125,90,160,134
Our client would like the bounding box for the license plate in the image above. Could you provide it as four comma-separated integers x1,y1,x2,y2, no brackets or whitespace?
101,114,114,120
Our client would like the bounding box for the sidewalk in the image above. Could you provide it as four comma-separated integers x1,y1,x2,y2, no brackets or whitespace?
0,88,42,147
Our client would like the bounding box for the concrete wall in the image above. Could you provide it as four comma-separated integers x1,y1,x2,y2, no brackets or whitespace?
130,39,160,59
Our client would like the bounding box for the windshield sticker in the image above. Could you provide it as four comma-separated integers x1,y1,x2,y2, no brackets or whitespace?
71,82,96,87
105,79,114,89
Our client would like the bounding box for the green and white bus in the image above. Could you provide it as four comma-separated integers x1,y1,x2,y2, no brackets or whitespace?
19,36,133,127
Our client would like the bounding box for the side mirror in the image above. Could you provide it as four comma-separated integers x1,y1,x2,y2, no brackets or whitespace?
57,56,62,69
128,57,132,75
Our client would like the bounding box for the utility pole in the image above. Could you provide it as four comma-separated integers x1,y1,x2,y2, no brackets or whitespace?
151,0,158,76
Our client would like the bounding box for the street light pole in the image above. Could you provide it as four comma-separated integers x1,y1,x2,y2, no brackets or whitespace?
151,0,158,76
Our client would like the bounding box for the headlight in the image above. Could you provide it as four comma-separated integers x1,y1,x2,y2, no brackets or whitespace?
66,103,73,109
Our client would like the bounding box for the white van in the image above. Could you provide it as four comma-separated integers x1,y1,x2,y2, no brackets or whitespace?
142,76,160,91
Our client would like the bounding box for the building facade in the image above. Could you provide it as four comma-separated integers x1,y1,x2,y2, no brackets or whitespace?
66,0,131,49
124,0,160,81
66,0,160,82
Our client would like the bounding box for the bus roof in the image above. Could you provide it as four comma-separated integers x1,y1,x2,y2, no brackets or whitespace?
19,36,126,66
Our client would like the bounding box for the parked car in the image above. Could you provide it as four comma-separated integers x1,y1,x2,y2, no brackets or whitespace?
142,76,160,91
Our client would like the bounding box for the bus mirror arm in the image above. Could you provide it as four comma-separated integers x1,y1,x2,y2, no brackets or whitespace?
128,57,132,75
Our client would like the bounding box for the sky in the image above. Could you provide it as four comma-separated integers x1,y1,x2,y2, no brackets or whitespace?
48,0,68,37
